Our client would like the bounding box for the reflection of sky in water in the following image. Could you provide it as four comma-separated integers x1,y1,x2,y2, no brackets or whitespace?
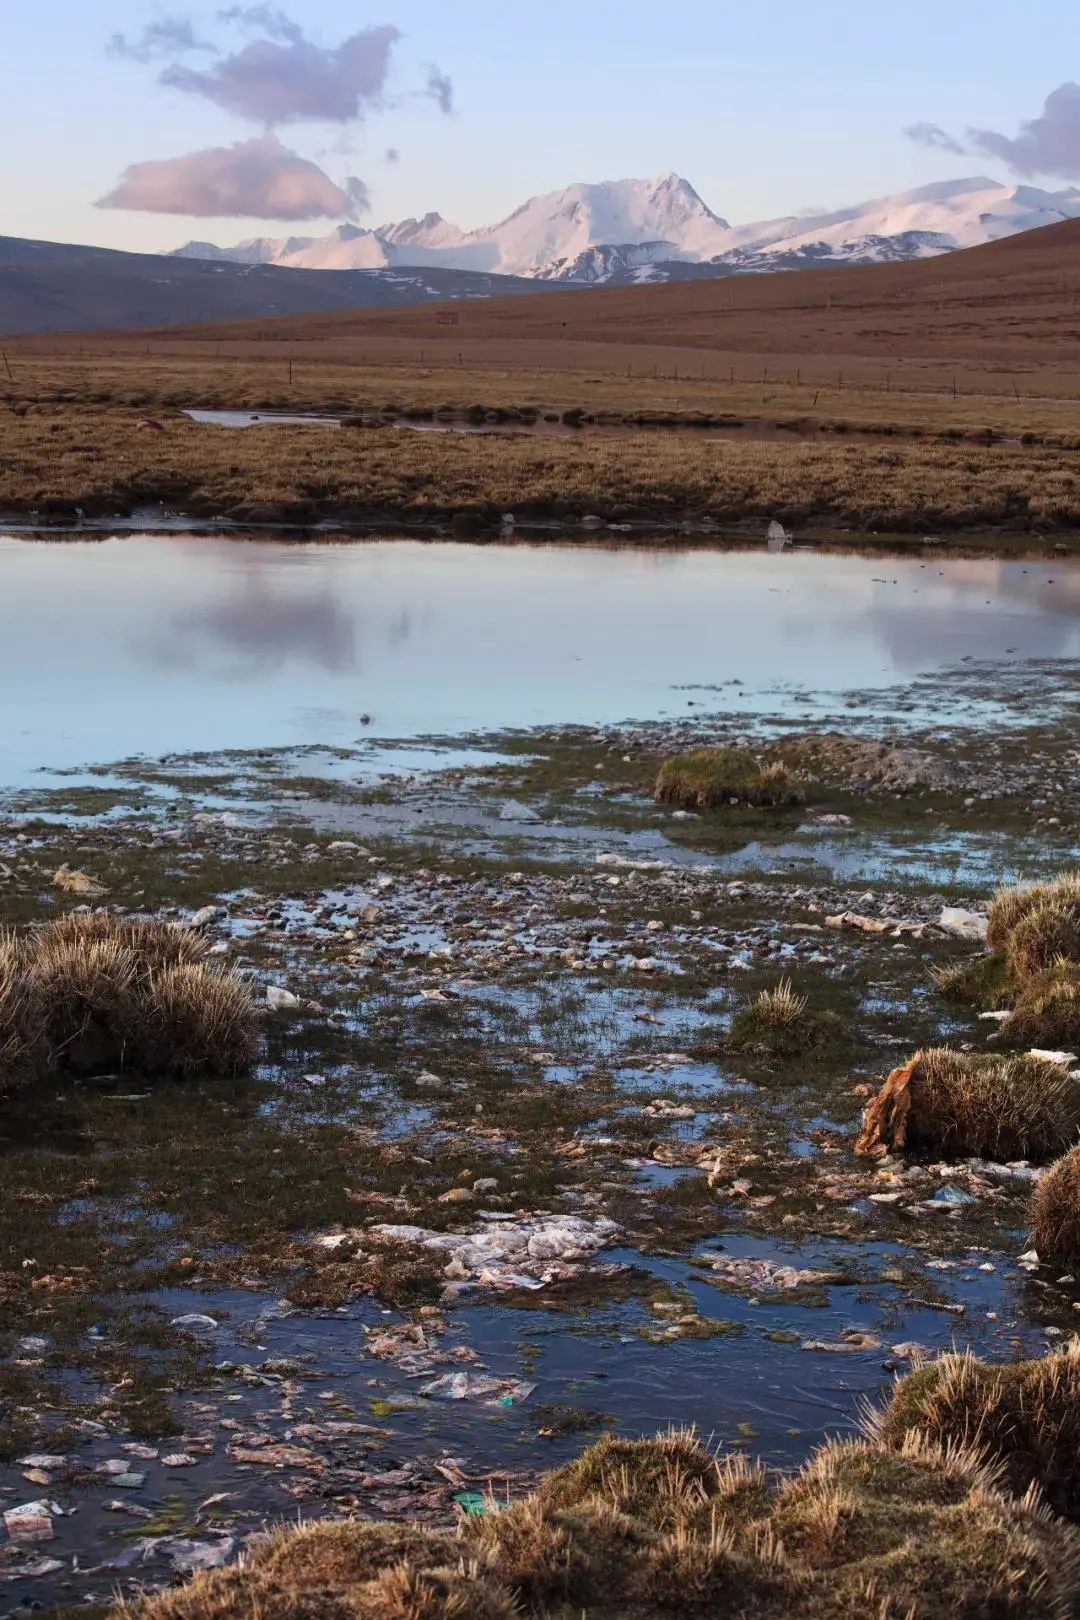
0,536,1076,785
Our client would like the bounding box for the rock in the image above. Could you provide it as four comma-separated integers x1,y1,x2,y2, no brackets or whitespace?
438,1187,476,1204
189,904,227,929
52,864,107,896
939,907,989,942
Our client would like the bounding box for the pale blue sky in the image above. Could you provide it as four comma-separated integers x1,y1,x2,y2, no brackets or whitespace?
4,0,1078,250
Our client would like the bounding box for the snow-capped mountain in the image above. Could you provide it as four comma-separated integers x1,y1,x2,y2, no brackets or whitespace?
171,173,1080,284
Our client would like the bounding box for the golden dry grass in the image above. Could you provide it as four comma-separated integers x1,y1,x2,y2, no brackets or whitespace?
0,912,257,1087
0,932,49,1095
875,1342,1080,1522
987,873,1080,952
856,1048,1080,1162
1005,965,1080,1049
1033,1148,1080,1265
121,1427,1080,1620
3,402,1080,533
10,350,1080,443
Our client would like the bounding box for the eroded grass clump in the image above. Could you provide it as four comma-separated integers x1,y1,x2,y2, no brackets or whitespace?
940,874,1080,1047
876,1343,1080,1522
655,748,801,811
0,912,257,1089
855,1048,1080,1162
122,1428,1080,1619
726,979,847,1061
0,932,49,1096
1006,963,1080,1048
987,873,1080,953
1033,1146,1080,1265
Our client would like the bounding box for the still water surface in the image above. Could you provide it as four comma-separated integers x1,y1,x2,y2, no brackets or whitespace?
0,534,1076,784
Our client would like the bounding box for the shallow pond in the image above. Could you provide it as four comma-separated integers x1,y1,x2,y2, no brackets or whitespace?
0,534,1076,786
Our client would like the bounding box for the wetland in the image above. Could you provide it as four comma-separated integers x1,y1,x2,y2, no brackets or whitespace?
0,531,1077,1613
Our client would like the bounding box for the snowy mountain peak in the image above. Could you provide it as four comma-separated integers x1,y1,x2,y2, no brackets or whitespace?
170,170,1080,284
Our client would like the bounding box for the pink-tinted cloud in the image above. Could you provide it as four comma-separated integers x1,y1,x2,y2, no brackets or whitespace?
161,22,402,125
97,135,369,220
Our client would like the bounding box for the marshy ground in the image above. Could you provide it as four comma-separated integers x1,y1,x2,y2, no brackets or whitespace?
0,636,1077,1612
7,353,1080,539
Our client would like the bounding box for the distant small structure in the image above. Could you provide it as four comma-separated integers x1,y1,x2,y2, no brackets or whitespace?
435,309,460,327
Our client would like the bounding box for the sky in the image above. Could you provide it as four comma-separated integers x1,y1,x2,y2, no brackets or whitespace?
5,0,1080,252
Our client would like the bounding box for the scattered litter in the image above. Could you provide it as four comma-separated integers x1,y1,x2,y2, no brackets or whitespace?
161,1537,235,1574
52,864,107,896
171,1313,220,1333
318,1214,620,1295
266,986,301,1012
419,1373,536,1405
3,1502,57,1543
802,1333,880,1353
938,907,989,942
706,1256,853,1293
454,1491,489,1516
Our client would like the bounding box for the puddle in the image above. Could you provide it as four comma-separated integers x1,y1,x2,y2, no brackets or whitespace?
0,535,1076,788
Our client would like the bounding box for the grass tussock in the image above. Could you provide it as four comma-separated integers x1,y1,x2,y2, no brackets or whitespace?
944,873,1080,1048
0,912,256,1091
726,979,847,1061
1005,963,1080,1048
122,1428,1080,1620
855,1048,1080,1162
987,873,1080,953
0,932,49,1096
875,1342,1080,1522
1033,1146,1080,1265
655,749,801,812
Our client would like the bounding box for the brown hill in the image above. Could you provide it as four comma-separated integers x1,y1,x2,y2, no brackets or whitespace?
17,218,1080,400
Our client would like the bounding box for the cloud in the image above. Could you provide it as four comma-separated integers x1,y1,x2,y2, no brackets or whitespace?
161,20,402,125
904,121,966,156
108,15,214,62
217,5,303,44
425,66,454,116
969,83,1080,178
385,146,400,163
97,134,369,219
